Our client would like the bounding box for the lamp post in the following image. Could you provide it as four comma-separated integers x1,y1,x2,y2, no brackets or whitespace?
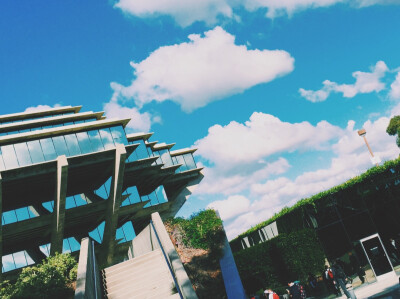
358,128,379,166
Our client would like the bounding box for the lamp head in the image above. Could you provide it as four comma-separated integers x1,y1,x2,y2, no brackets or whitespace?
358,128,366,137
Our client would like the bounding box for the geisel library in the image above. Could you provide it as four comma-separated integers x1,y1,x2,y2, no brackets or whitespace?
0,105,204,297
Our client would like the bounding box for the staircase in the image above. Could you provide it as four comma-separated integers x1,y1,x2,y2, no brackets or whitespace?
102,249,180,299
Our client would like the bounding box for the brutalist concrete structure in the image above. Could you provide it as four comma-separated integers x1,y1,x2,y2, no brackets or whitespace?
0,105,203,275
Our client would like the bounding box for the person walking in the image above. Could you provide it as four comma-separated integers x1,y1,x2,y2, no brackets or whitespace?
332,259,356,299
323,265,340,296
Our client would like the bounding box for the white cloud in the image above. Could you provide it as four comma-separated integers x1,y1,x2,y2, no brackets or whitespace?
207,195,251,220
193,106,400,239
389,72,400,100
114,0,233,27
299,61,389,102
110,27,294,112
195,111,342,168
24,104,61,113
103,100,158,132
115,0,399,26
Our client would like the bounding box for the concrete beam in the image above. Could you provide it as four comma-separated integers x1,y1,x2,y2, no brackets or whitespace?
50,155,68,255
101,144,127,265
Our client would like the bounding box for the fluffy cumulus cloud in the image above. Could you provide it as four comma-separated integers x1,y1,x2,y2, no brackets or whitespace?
195,107,400,239
110,27,294,112
115,0,399,26
299,61,389,102
114,0,233,27
103,100,158,132
390,72,400,100
195,112,342,168
24,104,61,113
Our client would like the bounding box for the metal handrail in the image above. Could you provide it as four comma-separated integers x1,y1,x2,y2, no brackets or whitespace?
150,220,184,299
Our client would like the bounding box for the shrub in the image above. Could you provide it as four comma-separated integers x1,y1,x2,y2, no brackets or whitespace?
0,253,78,299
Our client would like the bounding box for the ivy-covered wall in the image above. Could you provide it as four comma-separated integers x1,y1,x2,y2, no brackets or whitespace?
234,229,325,294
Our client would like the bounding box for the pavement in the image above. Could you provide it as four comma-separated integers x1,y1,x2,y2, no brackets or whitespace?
336,274,400,299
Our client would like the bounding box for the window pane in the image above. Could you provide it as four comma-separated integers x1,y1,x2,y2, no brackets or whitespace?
76,132,93,154
87,130,105,152
135,139,149,159
159,149,173,167
40,138,57,161
1,145,19,169
99,128,115,150
175,155,188,172
0,148,7,170
52,136,69,156
14,142,32,167
27,140,45,163
183,153,197,170
110,126,128,145
64,134,81,156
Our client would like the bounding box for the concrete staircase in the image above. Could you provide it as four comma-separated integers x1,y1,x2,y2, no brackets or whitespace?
102,248,180,299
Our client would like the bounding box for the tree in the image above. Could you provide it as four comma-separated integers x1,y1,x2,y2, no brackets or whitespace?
386,115,400,147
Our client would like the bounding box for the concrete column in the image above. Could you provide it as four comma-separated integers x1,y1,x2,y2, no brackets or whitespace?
50,155,68,255
101,144,126,265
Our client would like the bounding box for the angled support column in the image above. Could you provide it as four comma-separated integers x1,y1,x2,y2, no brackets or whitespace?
101,144,126,265
50,155,68,255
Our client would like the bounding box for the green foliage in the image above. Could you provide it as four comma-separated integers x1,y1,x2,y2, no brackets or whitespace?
387,115,400,147
0,253,78,299
234,229,325,295
167,209,224,250
235,156,400,239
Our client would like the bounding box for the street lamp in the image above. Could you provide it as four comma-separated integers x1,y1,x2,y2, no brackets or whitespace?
358,128,380,166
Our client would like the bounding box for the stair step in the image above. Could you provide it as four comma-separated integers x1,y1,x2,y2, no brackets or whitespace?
104,249,163,276
107,278,177,299
104,252,166,283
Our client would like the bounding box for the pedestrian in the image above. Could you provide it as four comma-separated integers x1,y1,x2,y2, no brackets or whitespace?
332,259,356,298
348,252,365,284
287,281,306,299
323,265,340,296
264,288,279,299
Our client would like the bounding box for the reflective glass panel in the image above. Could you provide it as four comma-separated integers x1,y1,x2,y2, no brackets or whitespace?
183,153,196,170
99,128,115,150
87,130,105,152
1,144,19,169
135,139,149,160
64,134,81,156
76,132,93,154
40,138,57,161
14,142,32,166
0,148,7,170
159,149,173,167
110,126,128,145
27,140,45,163
175,155,188,172
155,185,168,203
52,136,69,156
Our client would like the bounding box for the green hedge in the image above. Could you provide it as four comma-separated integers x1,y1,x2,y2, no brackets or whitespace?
0,253,77,299
234,229,325,294
166,209,224,250
236,156,400,240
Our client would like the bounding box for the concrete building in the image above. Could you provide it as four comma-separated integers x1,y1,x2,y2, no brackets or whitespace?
0,105,203,276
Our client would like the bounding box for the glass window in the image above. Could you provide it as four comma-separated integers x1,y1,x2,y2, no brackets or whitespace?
183,153,197,170
27,140,45,163
175,155,188,172
159,149,173,167
15,207,30,221
87,130,105,152
0,148,7,170
135,139,149,159
40,138,57,161
64,134,81,156
1,144,19,169
14,142,33,167
155,185,168,204
76,132,93,154
52,136,69,156
99,128,115,150
110,126,128,145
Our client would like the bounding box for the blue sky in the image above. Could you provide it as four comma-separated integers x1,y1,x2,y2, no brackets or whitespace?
2,0,400,239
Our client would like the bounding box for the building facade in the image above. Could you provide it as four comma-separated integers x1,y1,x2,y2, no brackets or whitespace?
0,105,203,274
